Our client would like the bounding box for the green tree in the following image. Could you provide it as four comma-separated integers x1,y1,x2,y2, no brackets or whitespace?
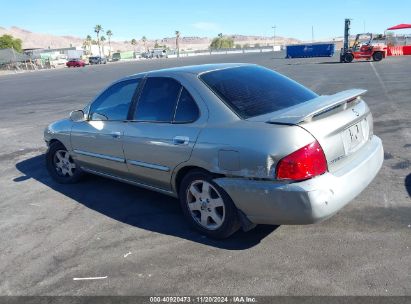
0,34,23,52
235,44,242,49
106,30,113,58
210,33,234,49
94,25,103,56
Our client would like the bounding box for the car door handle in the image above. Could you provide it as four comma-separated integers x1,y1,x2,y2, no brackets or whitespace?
111,132,122,139
173,136,189,145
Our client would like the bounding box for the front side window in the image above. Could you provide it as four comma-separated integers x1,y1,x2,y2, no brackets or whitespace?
89,79,139,121
134,77,181,122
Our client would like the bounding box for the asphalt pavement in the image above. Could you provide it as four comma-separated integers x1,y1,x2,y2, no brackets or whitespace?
0,52,410,296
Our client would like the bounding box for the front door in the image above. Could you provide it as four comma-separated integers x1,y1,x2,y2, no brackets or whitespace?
71,78,140,177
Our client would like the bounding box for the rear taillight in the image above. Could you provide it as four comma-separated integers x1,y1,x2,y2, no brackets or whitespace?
276,141,327,181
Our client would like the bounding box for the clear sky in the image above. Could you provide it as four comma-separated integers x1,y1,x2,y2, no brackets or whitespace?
1,0,410,41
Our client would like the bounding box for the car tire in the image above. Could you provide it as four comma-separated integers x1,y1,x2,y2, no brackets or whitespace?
179,169,240,239
344,53,354,63
46,141,83,184
373,52,383,62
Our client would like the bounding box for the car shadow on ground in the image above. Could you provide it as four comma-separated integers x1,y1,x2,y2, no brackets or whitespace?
14,154,278,250
406,173,411,198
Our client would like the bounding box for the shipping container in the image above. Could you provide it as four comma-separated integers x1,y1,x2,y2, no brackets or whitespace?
111,51,135,61
286,43,335,58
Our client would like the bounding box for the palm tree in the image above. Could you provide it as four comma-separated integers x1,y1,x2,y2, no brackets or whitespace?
82,40,88,54
131,38,137,54
175,31,181,58
142,36,147,51
106,30,113,58
86,35,92,55
94,25,103,56
100,36,106,56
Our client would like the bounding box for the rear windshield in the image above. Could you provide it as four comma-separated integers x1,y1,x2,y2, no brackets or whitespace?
200,65,318,119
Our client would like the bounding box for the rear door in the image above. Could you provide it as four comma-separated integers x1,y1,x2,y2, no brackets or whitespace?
122,77,204,190
70,78,140,177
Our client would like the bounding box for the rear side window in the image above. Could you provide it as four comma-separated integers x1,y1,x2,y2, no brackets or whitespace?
174,88,199,123
134,77,181,122
200,65,318,119
89,79,139,121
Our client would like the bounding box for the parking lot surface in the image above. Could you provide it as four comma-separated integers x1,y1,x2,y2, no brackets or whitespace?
0,52,410,295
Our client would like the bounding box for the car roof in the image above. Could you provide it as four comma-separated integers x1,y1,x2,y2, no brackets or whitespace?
126,63,254,79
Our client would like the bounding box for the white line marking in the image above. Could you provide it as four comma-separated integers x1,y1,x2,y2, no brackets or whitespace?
369,62,393,102
123,251,132,258
73,276,107,281
29,203,41,207
369,61,400,115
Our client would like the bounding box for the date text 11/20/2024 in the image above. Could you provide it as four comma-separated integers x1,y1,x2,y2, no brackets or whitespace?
149,296,257,303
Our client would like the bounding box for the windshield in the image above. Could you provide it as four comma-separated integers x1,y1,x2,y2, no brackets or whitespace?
200,65,318,119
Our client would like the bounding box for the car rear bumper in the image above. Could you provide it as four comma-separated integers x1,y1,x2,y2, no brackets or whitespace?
214,135,383,225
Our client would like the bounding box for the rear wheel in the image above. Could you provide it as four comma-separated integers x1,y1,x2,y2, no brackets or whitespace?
344,53,354,63
373,52,383,62
46,142,83,184
179,170,240,239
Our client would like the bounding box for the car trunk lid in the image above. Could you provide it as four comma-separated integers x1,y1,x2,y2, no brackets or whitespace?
248,89,373,172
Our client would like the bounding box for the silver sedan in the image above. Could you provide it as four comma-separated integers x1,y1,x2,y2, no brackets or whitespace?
44,63,384,238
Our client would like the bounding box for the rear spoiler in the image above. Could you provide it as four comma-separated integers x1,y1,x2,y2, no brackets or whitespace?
267,89,367,124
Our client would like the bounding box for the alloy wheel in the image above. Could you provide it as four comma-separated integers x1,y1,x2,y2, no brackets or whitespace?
186,180,225,230
53,150,76,177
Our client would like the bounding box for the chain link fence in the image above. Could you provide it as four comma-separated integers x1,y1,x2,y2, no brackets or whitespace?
0,48,62,73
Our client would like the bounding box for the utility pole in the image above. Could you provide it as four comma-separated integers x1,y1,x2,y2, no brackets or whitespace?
175,30,180,58
272,25,276,50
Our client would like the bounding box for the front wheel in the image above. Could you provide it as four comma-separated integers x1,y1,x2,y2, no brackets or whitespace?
46,141,83,184
344,53,354,63
179,170,240,239
373,52,383,62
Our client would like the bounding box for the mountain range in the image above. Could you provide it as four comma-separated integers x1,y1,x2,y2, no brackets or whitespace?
0,26,301,51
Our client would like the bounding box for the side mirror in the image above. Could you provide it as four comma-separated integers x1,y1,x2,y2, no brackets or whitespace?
70,110,85,122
